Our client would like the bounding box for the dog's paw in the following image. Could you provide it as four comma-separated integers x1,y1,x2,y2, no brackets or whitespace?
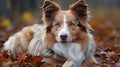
62,59,73,67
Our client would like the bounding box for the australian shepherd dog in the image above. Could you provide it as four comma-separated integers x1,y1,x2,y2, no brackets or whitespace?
3,0,97,67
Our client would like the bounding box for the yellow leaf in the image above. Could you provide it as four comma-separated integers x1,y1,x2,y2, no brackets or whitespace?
1,18,11,27
22,11,32,21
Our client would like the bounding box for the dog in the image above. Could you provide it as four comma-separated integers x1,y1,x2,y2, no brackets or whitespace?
3,0,97,67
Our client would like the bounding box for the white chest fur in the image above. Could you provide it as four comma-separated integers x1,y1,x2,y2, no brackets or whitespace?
54,43,85,67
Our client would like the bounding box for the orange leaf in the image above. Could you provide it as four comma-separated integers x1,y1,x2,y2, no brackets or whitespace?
109,42,116,51
32,56,43,64
0,56,6,62
17,53,27,61
41,63,55,67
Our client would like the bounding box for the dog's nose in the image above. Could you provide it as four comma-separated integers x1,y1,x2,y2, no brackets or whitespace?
60,34,68,40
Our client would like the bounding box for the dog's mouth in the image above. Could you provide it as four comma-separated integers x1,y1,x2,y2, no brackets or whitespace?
56,40,69,44
60,40,68,43
60,40,72,43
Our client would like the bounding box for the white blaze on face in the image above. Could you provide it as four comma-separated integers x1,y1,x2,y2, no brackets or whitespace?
63,14,67,23
56,14,70,42
62,14,69,34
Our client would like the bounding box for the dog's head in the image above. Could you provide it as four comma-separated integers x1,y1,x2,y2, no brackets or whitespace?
42,0,90,46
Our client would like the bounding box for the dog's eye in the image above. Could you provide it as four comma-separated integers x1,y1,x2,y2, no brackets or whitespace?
70,23,76,27
55,23,60,27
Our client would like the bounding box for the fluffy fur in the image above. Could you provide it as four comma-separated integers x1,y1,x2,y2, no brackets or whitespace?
4,0,97,67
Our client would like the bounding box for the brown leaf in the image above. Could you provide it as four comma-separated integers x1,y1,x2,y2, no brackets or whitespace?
18,61,26,67
2,50,9,58
17,53,27,61
41,63,55,67
0,56,6,62
32,56,43,64
109,52,119,62
109,42,116,51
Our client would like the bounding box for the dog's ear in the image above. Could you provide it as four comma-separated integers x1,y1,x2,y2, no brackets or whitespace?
42,0,60,19
70,0,87,18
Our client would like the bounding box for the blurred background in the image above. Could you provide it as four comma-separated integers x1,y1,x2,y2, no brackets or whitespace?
0,0,120,48
0,0,120,26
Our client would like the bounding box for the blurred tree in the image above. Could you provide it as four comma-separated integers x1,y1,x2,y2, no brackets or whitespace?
0,0,10,18
86,0,119,9
11,0,37,15
0,0,11,27
0,0,120,26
